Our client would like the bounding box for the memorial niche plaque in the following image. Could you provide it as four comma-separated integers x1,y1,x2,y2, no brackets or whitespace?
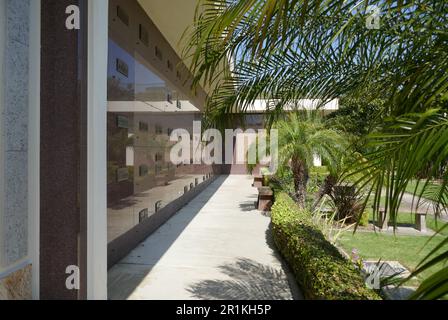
116,167,129,182
155,201,163,213
155,125,163,135
116,58,129,78
139,208,149,223
155,152,164,162
155,46,163,60
167,92,173,104
116,6,129,26
139,121,148,132
139,165,148,177
139,24,149,46
116,115,129,129
167,59,173,71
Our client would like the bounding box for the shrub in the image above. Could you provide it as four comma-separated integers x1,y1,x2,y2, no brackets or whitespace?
332,184,364,222
310,166,329,175
308,166,330,193
359,211,370,227
271,192,381,300
268,167,295,196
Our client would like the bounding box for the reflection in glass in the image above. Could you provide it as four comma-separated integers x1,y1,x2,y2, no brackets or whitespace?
107,39,211,242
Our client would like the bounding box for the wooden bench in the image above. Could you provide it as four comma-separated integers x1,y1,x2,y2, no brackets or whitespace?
257,186,274,211
253,175,263,188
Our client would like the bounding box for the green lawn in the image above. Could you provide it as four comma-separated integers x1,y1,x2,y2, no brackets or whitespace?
406,180,436,197
404,179,447,204
337,232,447,288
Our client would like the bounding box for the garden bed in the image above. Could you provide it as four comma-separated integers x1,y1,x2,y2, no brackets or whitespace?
271,192,381,300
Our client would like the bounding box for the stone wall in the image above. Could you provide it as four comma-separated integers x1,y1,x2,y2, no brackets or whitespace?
0,264,32,300
0,0,31,299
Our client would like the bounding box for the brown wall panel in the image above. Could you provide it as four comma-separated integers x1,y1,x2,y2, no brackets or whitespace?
40,0,87,300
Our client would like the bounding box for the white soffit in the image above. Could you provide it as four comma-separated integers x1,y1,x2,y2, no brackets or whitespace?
137,0,223,96
241,99,340,113
137,0,197,57
108,100,200,113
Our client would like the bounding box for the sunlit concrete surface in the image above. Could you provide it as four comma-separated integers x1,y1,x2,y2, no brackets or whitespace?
108,175,302,300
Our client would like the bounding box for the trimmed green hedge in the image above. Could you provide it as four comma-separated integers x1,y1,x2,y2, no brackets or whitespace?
271,193,381,300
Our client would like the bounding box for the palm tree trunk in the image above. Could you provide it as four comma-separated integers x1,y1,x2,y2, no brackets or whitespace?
291,157,308,208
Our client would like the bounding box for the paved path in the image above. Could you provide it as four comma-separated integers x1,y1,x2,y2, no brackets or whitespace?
108,175,302,300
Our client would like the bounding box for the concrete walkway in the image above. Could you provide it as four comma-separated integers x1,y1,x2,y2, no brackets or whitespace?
108,175,302,300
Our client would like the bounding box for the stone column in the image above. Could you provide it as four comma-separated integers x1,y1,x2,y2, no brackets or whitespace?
415,213,427,232
0,0,32,300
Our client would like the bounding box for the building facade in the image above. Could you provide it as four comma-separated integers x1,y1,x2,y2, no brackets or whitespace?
0,0,337,300
0,0,221,300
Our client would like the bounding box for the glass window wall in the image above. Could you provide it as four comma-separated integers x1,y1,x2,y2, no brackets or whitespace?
107,36,212,242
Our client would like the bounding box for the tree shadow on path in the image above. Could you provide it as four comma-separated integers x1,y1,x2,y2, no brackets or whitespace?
187,258,295,300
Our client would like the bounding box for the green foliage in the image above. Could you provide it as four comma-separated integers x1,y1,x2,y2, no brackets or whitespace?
326,97,384,137
262,175,270,187
276,113,347,172
347,111,448,299
276,112,348,207
271,193,381,300
185,0,448,299
326,97,385,153
310,166,329,175
268,166,295,197
308,166,330,193
359,211,369,227
311,195,356,244
331,185,365,222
